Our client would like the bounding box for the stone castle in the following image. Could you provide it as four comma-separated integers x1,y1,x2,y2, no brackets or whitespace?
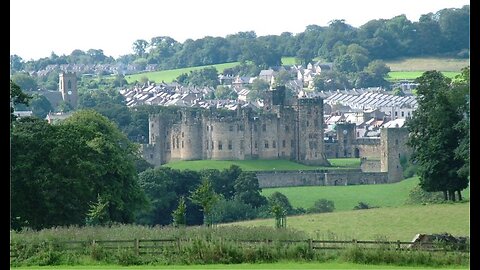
142,86,411,185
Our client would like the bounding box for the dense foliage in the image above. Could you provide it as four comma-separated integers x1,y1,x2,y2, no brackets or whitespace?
406,67,469,201
11,6,469,74
10,110,148,230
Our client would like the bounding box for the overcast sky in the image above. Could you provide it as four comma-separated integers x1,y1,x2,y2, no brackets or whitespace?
10,0,469,61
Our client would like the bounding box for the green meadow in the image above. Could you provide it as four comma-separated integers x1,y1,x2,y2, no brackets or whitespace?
162,158,360,171
226,202,470,241
386,71,460,81
384,57,469,72
124,62,240,84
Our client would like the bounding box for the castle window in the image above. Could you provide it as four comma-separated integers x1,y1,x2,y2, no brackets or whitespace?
67,80,72,89
229,126,234,131
176,138,179,148
150,154,153,159
239,124,244,131
218,141,223,150
151,123,154,128
211,125,214,131
206,126,209,131
182,132,184,138
181,141,184,148
285,125,289,132
395,139,398,145
306,121,309,127
314,119,318,128
254,141,258,149
172,141,175,149
272,140,276,148
395,111,398,116
240,140,244,150
262,124,266,132
212,141,214,150
206,140,209,150
282,140,286,148
264,140,269,148
228,140,232,150
401,111,404,117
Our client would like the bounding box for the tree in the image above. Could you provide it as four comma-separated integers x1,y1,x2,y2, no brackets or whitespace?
406,69,469,201
10,80,31,122
233,172,267,208
11,72,38,91
189,178,221,227
172,196,187,227
132,39,149,57
268,192,293,214
12,110,148,229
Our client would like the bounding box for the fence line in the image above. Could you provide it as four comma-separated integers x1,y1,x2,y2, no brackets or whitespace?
10,237,468,258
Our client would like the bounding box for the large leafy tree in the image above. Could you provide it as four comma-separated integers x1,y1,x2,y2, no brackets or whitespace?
406,68,469,201
11,110,148,230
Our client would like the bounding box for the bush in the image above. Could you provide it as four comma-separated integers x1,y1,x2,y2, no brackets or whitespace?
406,186,444,204
353,202,377,210
307,199,335,213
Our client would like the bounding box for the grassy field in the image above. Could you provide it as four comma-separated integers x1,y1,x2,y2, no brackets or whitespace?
124,62,240,84
387,71,460,81
384,57,469,72
262,176,419,211
162,158,360,171
262,176,470,211
10,262,469,269
124,57,299,84
225,202,470,241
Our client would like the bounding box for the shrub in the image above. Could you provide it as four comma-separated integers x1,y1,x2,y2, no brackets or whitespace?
406,186,444,204
307,199,335,213
353,202,377,210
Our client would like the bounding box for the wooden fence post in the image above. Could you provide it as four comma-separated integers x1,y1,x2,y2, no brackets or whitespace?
397,240,401,250
134,239,139,256
308,239,313,251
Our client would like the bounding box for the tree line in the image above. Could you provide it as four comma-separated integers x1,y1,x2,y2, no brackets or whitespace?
11,6,469,74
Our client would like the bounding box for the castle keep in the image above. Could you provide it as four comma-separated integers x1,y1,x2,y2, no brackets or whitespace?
143,86,329,167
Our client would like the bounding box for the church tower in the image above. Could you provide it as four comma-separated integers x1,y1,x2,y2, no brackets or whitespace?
59,72,78,109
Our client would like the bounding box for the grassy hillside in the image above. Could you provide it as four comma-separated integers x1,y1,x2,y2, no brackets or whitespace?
262,176,418,211
262,176,470,211
387,71,460,81
125,62,240,84
384,57,469,72
226,202,470,241
163,158,360,171
125,57,298,83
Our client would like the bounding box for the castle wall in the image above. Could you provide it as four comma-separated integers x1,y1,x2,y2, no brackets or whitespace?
360,158,381,172
355,138,381,159
256,170,388,188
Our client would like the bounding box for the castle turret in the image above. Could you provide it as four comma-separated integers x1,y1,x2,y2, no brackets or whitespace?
335,122,356,157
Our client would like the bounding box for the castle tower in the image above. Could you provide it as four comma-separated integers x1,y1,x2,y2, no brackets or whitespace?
179,109,202,160
336,122,356,157
380,127,410,182
59,72,78,109
295,97,329,166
